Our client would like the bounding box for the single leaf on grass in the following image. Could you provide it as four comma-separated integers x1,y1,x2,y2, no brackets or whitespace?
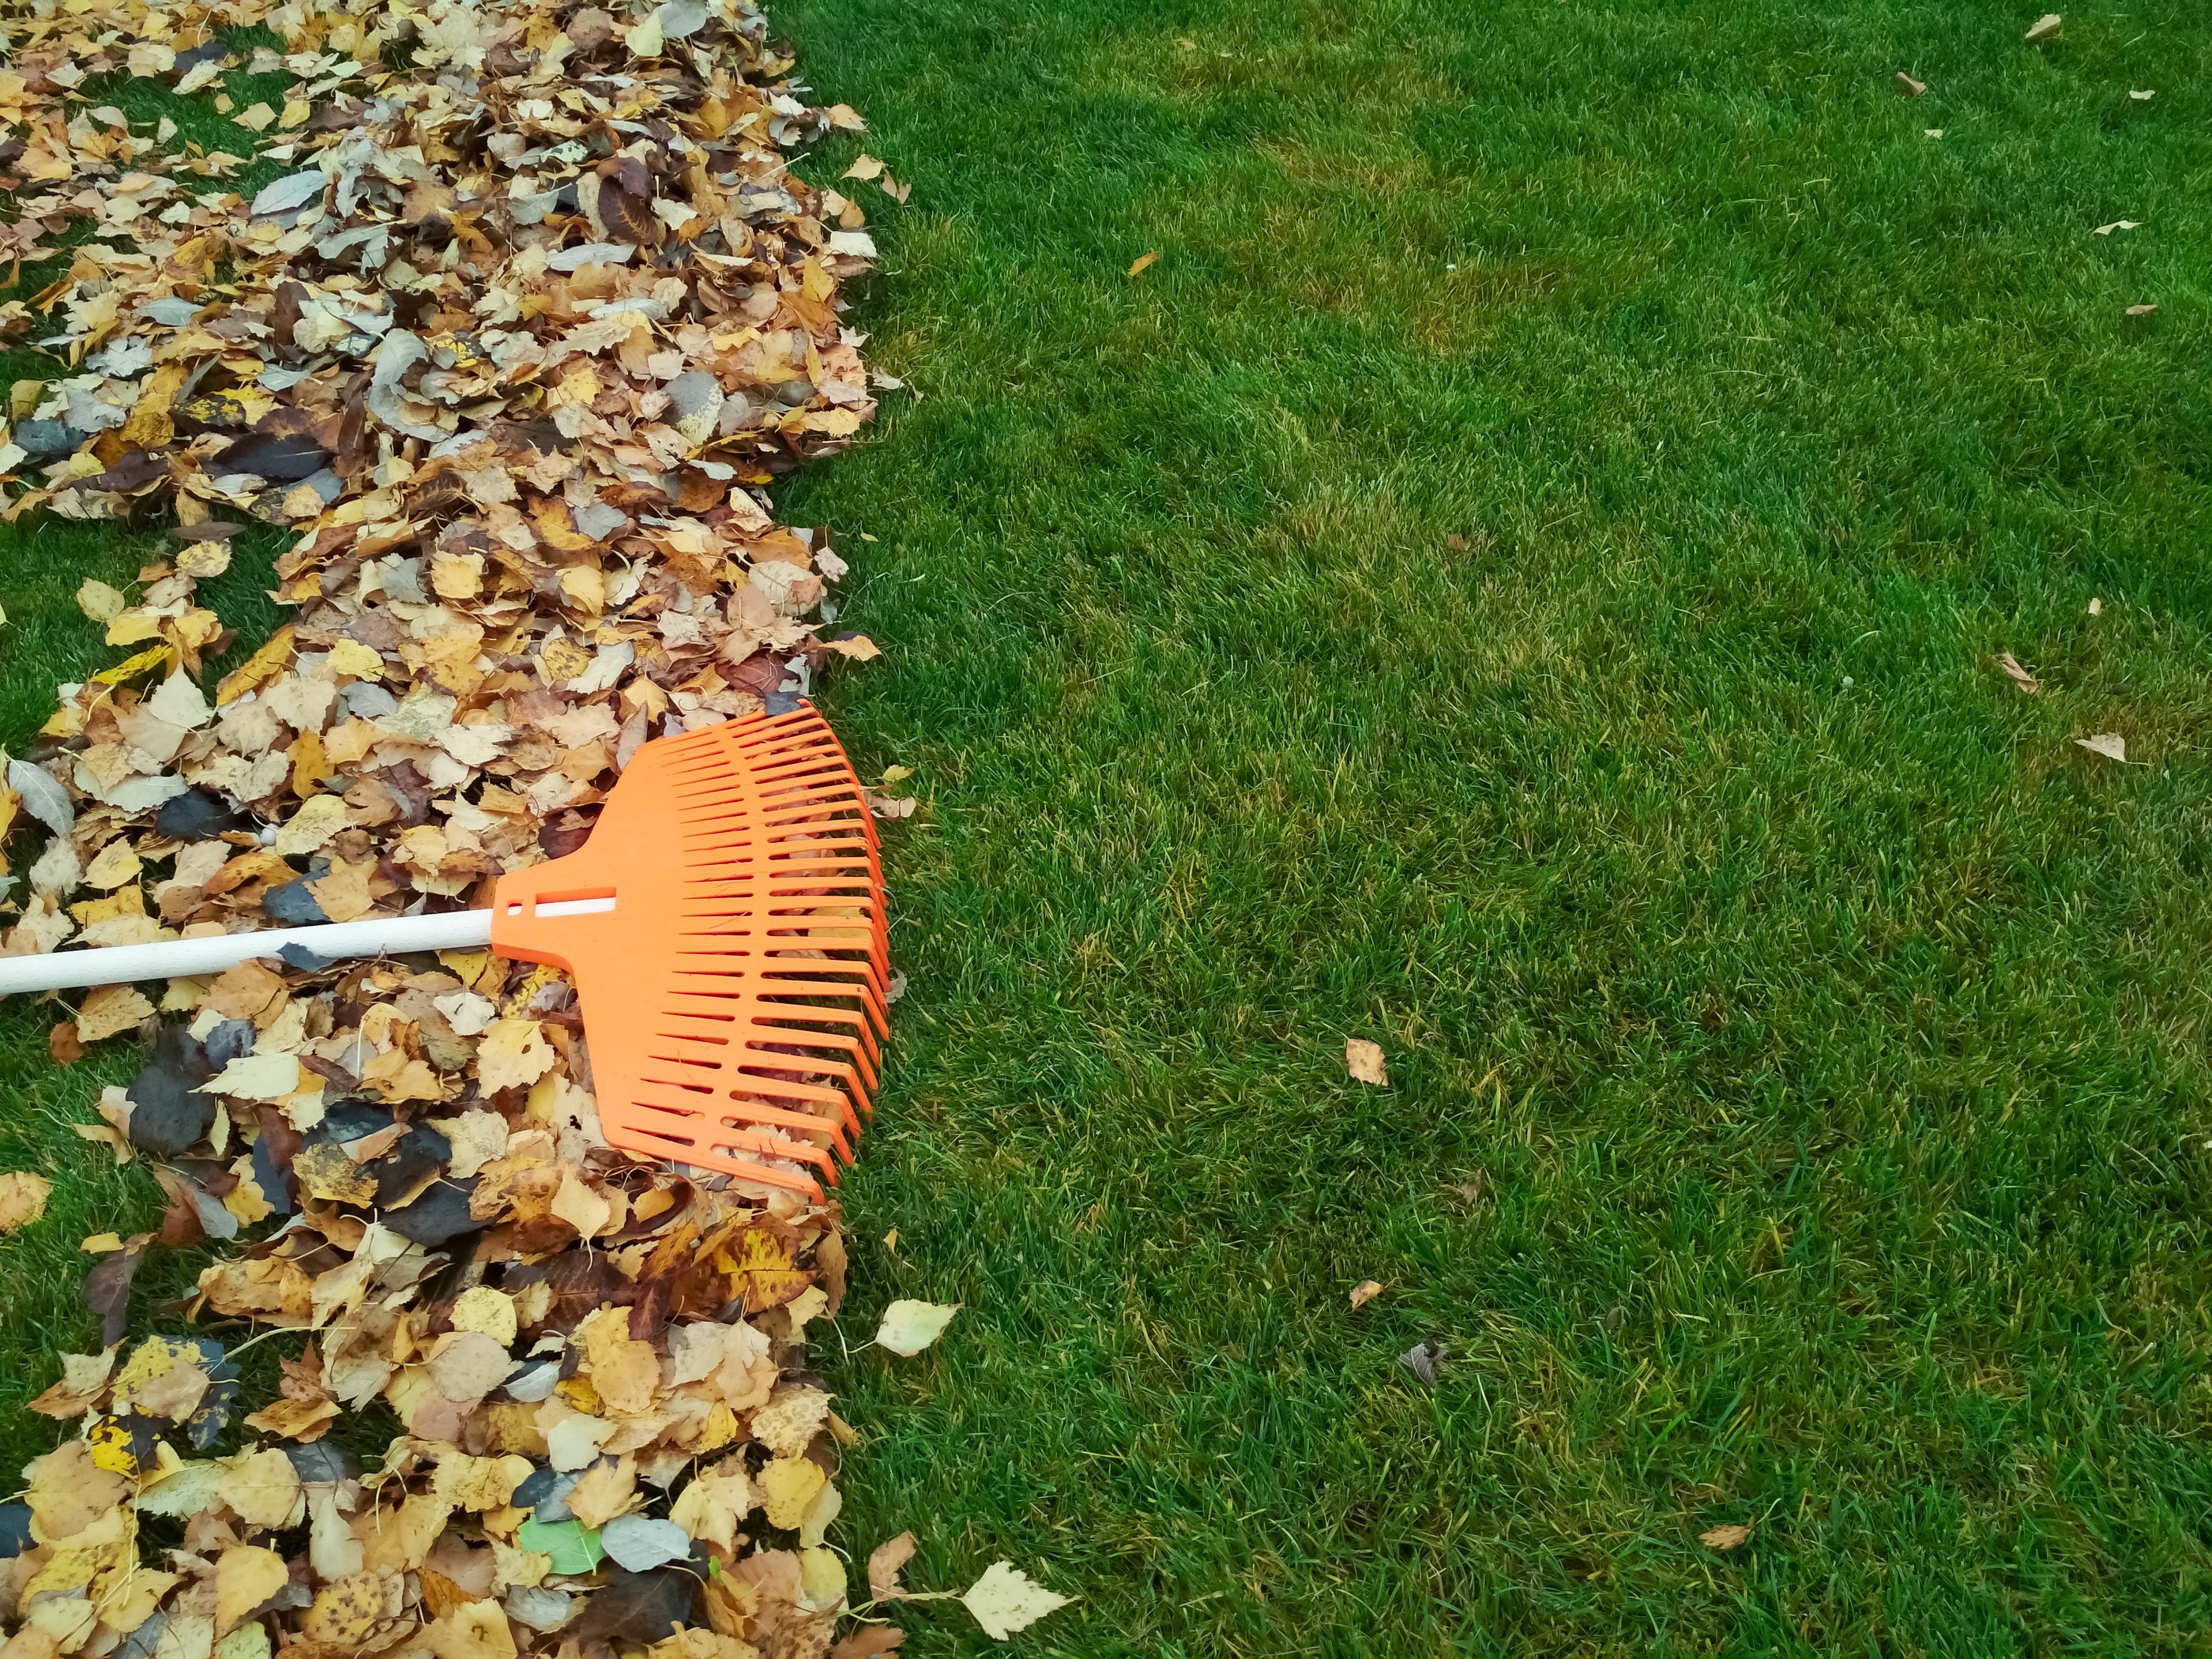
961,1561,1074,1640
0,1172,51,1232
1348,1279,1384,1310
2094,220,2141,235
1345,1038,1388,1085
2025,13,2060,41
1127,250,1158,276
867,1532,917,1601
1398,1338,1443,1385
1895,71,1925,95
875,1299,959,1356
1700,1522,1752,1551
2075,732,2127,762
48,1021,84,1063
1996,653,2040,694
77,579,127,622
2125,303,2158,317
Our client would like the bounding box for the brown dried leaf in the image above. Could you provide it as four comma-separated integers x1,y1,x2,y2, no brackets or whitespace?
867,1532,917,1602
82,1231,151,1347
0,1171,52,1232
1345,1037,1388,1085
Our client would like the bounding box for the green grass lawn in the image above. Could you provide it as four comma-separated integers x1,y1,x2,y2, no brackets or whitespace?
6,0,2212,1651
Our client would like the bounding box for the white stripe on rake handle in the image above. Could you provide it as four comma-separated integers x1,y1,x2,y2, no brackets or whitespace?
0,896,616,997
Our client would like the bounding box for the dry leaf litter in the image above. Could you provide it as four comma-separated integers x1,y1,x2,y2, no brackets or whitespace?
0,0,1061,1652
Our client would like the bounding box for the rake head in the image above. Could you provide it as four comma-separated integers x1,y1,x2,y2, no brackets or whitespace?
491,703,889,1198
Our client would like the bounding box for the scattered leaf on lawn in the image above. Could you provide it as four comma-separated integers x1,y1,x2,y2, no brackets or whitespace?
1346,1038,1389,1085
867,1532,918,1601
961,1561,1075,1640
1996,653,2040,694
2075,732,2127,762
2025,13,2061,41
875,1300,960,1356
2094,220,2141,235
1700,1522,1753,1551
1349,1279,1384,1310
1127,250,1159,276
0,1172,51,1232
1895,71,1925,95
1398,1338,1443,1386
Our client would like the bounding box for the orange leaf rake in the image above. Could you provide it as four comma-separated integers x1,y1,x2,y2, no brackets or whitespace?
0,705,890,1198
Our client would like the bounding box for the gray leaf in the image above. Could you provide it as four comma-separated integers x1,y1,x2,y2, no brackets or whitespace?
505,1586,573,1631
570,500,630,542
9,760,74,837
1397,1338,1443,1386
656,0,710,38
366,330,447,442
503,1358,562,1403
250,168,328,219
546,242,637,273
600,1514,693,1573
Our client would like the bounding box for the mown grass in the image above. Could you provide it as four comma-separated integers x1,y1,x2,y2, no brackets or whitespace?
2,0,2210,1651
772,0,2212,1650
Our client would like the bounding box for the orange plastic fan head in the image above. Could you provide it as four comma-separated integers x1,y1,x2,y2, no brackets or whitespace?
490,704,888,1198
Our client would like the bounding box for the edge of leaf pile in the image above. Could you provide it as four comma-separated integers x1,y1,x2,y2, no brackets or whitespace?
0,0,1069,1650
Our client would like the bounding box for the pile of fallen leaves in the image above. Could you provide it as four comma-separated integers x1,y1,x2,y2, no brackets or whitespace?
0,0,1072,1652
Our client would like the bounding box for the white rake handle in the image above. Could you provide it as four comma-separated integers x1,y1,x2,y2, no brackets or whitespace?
0,895,622,995
0,910,496,995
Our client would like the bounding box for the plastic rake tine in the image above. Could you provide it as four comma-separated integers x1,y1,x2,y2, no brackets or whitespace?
0,702,890,1198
